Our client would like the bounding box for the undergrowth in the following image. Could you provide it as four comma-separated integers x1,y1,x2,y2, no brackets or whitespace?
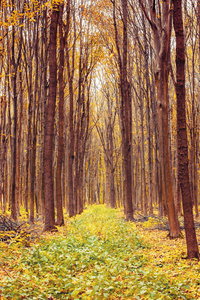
1,205,200,299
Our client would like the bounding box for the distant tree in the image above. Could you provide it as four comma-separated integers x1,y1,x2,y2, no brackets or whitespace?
95,87,117,209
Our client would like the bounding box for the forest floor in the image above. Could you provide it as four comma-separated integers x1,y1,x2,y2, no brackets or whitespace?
1,205,200,300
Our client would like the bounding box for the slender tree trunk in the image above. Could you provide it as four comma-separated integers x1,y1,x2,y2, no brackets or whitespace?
173,0,199,259
44,5,59,231
113,0,134,220
140,0,180,236
10,0,21,220
105,156,110,208
138,51,148,215
109,140,116,209
66,0,75,217
56,3,64,226
40,3,48,221
0,97,6,213
143,21,154,214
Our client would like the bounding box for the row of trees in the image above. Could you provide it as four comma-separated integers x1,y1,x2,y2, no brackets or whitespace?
0,0,200,257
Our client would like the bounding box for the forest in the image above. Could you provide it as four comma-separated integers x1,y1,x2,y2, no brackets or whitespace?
1,0,200,298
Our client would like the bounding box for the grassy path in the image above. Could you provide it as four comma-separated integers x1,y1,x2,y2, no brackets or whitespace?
1,205,200,299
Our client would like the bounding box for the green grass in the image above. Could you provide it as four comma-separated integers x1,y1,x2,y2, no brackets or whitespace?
0,205,196,299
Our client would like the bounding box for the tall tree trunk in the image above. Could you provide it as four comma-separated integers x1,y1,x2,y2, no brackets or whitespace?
40,2,48,221
44,5,59,231
66,0,75,217
0,97,6,213
113,0,134,220
74,6,83,216
173,0,199,259
11,41,17,221
56,3,64,226
137,50,148,215
140,0,180,237
122,0,134,220
143,18,153,214
109,126,116,209
10,0,23,220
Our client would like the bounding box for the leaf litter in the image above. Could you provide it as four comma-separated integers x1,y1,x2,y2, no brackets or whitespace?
1,205,200,299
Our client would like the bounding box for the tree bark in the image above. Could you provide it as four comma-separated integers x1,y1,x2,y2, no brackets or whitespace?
140,0,180,237
44,5,59,231
66,0,75,217
10,0,23,220
112,0,134,220
56,3,64,226
173,0,199,259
